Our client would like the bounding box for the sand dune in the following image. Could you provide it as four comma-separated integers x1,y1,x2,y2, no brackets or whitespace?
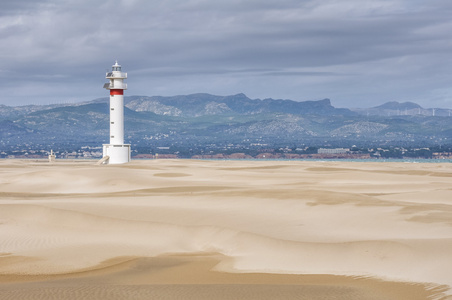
0,159,452,299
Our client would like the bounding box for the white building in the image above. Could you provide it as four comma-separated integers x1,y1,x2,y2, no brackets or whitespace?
101,61,131,164
317,148,350,154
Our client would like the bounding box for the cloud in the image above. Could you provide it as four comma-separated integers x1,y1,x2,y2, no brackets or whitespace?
0,0,452,107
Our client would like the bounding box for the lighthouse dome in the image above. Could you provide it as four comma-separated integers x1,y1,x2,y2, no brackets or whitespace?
112,61,121,72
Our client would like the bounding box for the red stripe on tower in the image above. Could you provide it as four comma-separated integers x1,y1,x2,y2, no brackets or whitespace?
110,89,124,95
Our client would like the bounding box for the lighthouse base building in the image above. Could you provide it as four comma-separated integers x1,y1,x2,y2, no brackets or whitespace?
102,144,131,164
101,61,131,164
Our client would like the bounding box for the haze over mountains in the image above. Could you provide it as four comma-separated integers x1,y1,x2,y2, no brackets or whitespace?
1,93,452,153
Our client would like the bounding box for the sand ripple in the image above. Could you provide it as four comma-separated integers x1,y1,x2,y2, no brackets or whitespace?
1,159,452,299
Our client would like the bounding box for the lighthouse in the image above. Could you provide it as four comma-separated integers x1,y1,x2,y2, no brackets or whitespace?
101,61,131,164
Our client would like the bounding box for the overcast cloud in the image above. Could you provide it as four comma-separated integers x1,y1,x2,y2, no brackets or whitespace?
1,0,452,108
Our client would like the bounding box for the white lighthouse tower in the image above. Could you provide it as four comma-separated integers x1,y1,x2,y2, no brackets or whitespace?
101,61,131,164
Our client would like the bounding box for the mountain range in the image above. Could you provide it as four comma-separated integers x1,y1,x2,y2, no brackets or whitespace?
1,93,452,152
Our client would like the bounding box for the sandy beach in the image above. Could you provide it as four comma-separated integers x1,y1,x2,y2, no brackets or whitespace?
0,159,451,299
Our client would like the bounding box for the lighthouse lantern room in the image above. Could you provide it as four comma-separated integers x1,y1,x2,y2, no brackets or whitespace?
101,61,131,164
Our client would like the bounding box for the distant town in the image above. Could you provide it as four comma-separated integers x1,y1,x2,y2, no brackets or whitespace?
2,144,452,160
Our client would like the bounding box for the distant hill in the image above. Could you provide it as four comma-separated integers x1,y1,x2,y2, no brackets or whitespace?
0,103,69,118
351,101,451,117
375,101,422,110
88,93,356,117
1,94,452,150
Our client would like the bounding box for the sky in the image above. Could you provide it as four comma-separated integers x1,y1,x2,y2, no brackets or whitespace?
1,0,452,108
